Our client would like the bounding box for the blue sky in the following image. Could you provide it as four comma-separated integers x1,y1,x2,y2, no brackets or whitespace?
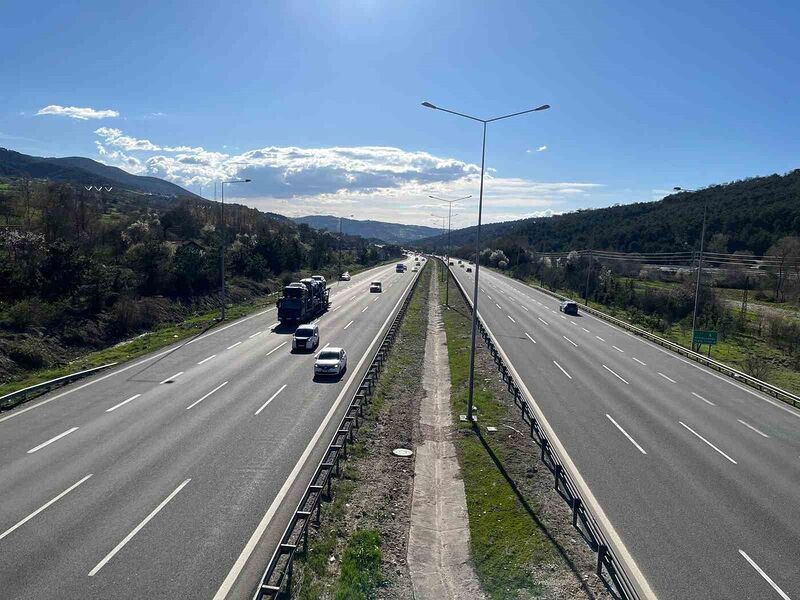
3,0,799,227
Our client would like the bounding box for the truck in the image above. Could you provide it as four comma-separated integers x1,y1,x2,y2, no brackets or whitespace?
277,276,330,323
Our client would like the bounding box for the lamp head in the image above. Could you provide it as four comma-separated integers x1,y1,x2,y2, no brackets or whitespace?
421,101,437,110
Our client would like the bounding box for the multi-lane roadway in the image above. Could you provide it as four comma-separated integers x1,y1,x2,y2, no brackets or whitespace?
448,262,800,600
0,258,419,600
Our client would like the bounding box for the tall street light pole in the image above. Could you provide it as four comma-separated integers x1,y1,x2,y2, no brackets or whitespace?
422,100,550,422
430,194,471,306
338,214,354,280
675,186,704,351
430,213,447,280
219,178,251,320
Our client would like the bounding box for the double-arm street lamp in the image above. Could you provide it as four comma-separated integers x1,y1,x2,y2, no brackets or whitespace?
422,100,550,422
430,194,471,305
219,178,251,320
674,186,705,351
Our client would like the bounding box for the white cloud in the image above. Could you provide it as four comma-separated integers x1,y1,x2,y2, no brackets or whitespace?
37,105,119,120
537,145,547,152
91,127,604,226
95,127,161,151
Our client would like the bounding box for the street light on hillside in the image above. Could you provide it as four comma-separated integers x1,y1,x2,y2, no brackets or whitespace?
430,194,471,305
422,100,550,422
219,178,251,320
338,214,354,280
674,186,705,351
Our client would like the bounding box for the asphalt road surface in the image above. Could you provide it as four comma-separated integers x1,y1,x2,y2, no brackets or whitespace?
0,258,421,600
448,261,800,600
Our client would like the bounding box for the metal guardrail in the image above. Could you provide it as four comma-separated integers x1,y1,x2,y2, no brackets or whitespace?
254,263,425,599
524,281,800,410
0,363,118,412
444,260,646,600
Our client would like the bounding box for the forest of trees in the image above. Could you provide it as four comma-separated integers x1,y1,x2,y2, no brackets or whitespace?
0,179,401,378
427,169,800,256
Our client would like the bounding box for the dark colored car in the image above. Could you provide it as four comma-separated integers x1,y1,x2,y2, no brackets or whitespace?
559,300,579,316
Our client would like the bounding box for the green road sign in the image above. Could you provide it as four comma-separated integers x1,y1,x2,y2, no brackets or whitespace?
693,330,718,345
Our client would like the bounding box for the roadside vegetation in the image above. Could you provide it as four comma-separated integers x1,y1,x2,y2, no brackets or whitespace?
293,262,430,600
439,269,609,599
0,178,402,391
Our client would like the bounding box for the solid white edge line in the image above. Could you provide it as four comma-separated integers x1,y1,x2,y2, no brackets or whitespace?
692,392,716,406
27,427,80,454
525,332,536,344
658,372,676,383
105,394,142,413
0,474,93,541
159,372,184,385
213,268,420,600
0,264,398,426
738,549,792,600
737,419,770,438
227,342,242,350
255,384,288,416
678,421,737,464
186,381,229,410
198,354,217,365
0,347,176,425
344,320,354,330
553,361,572,380
606,414,647,455
88,479,191,576
603,365,630,385
265,342,287,357
448,265,656,599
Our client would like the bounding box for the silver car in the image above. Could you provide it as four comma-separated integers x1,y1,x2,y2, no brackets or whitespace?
292,324,320,352
314,347,347,377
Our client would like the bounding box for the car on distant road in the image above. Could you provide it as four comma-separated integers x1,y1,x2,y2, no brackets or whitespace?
466,267,472,273
559,300,579,315
292,323,320,352
370,281,382,292
396,263,406,272
315,347,347,377
311,275,326,285
412,266,418,272
340,272,351,281
449,261,454,265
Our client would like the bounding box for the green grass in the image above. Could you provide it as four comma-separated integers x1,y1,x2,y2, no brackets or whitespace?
295,263,431,599
440,272,553,599
333,530,383,600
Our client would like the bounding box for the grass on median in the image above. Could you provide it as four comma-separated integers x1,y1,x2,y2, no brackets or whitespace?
440,272,555,600
295,263,431,599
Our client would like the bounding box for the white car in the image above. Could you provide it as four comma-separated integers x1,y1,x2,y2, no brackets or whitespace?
292,324,320,352
340,272,351,281
412,266,419,272
370,281,382,293
314,347,347,377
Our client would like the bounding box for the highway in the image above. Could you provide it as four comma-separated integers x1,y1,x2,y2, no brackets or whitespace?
0,258,420,600
448,262,800,600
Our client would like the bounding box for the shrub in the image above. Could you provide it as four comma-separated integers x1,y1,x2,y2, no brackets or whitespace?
8,339,49,369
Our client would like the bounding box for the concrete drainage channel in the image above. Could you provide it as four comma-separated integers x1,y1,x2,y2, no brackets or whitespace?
444,259,647,600
254,263,425,598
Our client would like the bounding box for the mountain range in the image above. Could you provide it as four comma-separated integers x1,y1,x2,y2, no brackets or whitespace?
0,148,196,198
417,169,800,257
293,215,441,244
